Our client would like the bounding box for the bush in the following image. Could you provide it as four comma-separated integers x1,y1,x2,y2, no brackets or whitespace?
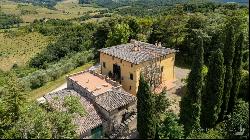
63,96,86,117
21,51,94,90
225,100,249,139
238,70,249,102
187,128,225,139
157,112,184,139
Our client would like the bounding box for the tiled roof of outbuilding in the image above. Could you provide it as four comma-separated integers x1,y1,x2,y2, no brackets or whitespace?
95,88,137,112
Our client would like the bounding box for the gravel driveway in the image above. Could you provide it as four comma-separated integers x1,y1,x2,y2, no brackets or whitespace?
167,66,190,115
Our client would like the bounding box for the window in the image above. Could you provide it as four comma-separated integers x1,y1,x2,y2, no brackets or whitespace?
130,73,133,80
129,86,132,90
91,125,103,139
131,64,133,67
161,66,164,72
103,62,106,68
118,106,123,111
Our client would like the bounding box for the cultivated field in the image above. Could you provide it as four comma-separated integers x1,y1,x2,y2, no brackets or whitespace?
0,0,107,71
0,0,106,23
0,31,54,71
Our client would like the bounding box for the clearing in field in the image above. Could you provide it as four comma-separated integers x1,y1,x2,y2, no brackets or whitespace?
0,31,54,71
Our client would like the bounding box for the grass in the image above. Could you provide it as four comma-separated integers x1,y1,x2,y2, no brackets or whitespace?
0,0,106,23
27,62,94,101
0,31,54,71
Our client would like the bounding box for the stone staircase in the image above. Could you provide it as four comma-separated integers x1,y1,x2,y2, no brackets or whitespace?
109,114,137,139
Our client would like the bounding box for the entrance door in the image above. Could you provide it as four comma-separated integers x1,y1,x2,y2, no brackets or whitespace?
113,64,121,81
91,125,103,139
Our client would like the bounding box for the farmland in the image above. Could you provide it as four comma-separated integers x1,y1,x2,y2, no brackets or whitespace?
0,0,106,23
0,0,106,71
0,31,54,71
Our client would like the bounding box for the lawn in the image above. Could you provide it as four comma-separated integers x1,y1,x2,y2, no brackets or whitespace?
0,31,54,71
27,62,94,101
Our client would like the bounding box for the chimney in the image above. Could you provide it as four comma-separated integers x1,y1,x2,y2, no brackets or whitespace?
155,41,158,47
130,39,136,44
158,42,162,48
130,39,140,51
155,41,162,48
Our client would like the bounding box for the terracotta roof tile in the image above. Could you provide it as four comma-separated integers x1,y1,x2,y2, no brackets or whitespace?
99,41,176,64
95,88,137,112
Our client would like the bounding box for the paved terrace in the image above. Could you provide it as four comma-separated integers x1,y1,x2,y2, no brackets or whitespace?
67,71,121,96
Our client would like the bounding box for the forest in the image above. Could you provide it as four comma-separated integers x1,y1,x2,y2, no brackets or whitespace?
0,0,249,139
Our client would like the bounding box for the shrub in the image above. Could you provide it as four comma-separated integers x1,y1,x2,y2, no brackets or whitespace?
225,100,249,139
20,51,94,90
63,96,86,117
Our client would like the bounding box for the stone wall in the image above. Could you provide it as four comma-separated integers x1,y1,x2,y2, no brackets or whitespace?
66,78,96,100
109,101,137,135
127,115,137,132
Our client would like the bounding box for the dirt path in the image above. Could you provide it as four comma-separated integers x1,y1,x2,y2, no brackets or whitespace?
50,82,67,93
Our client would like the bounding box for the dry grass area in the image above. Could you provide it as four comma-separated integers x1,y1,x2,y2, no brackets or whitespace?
0,0,106,23
60,0,79,4
0,31,54,71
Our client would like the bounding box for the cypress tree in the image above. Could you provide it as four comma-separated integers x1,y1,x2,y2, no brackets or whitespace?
219,25,235,120
137,74,156,139
228,33,244,113
201,49,225,128
180,32,204,136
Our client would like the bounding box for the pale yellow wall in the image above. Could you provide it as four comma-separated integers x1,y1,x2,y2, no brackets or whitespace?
100,52,175,95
